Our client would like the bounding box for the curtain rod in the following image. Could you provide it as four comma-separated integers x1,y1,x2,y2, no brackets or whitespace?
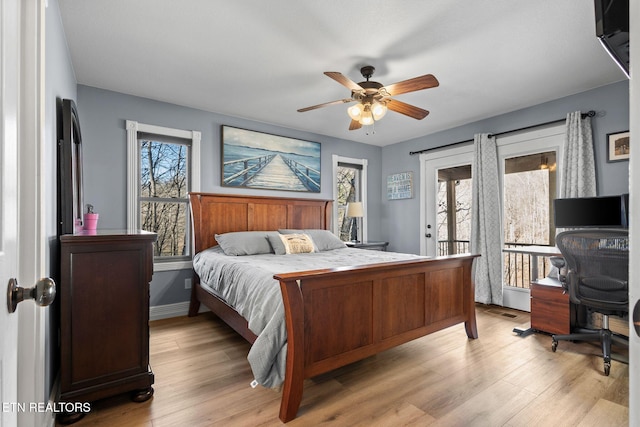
409,110,597,156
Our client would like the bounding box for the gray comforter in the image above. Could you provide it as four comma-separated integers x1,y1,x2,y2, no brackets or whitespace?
192,246,425,388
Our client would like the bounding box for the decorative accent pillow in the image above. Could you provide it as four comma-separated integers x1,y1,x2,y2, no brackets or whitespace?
214,231,277,256
279,229,347,251
278,233,315,254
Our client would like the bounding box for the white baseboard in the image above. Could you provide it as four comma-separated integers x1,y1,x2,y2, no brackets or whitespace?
149,301,209,321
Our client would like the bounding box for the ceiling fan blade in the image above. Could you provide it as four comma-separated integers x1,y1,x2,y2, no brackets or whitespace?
298,98,354,112
349,119,362,131
383,74,439,96
386,99,430,120
324,72,364,92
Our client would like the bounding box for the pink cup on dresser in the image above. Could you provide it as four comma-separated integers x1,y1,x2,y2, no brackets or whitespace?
83,213,99,231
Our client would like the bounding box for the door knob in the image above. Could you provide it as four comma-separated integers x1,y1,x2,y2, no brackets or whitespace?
6,277,56,313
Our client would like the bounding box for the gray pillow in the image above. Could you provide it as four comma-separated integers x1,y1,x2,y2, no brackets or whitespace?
278,229,346,251
267,233,287,255
214,231,277,256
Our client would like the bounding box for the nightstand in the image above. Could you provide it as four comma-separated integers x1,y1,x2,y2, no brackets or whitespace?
346,241,389,251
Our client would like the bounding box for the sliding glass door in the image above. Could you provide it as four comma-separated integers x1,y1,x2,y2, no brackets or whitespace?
421,123,565,310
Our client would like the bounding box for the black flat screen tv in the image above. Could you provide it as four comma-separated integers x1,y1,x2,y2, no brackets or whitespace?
594,0,629,78
554,194,629,228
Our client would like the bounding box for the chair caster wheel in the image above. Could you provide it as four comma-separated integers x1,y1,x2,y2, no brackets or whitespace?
551,340,558,352
604,361,611,376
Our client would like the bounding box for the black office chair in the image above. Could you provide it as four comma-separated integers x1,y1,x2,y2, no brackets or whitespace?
551,229,629,376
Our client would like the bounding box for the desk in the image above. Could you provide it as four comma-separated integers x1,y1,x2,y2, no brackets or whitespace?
502,245,561,281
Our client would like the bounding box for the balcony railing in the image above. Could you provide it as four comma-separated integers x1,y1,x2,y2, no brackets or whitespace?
437,240,470,256
438,240,554,289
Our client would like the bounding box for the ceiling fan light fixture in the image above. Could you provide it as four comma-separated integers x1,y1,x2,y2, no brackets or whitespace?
299,66,438,131
347,103,364,120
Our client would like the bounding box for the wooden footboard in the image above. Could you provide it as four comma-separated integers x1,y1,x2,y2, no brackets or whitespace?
275,254,478,423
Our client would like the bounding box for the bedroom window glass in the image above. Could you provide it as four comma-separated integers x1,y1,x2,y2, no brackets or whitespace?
337,164,360,241
332,155,368,242
140,136,190,259
127,121,201,271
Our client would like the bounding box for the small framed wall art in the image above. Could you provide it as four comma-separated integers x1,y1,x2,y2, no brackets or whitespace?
387,171,413,200
607,130,630,162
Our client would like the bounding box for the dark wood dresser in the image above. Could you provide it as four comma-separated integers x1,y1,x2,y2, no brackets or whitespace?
58,230,156,418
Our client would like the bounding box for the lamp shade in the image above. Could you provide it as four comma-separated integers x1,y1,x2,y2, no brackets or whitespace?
360,105,374,126
347,103,364,121
346,202,364,218
371,102,387,120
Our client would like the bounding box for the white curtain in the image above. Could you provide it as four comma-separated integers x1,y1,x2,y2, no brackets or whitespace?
470,133,503,305
560,111,597,198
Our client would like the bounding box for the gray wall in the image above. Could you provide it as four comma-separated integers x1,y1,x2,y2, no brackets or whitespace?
76,85,383,306
45,0,77,405
381,80,630,254
78,81,629,306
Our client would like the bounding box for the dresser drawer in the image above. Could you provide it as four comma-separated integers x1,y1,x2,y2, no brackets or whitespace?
531,282,569,304
531,298,571,334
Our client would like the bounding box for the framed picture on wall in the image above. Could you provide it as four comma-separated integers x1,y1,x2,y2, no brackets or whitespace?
607,130,630,162
221,126,321,192
387,171,413,200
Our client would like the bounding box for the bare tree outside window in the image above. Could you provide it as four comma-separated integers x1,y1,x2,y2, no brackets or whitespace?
437,165,472,256
435,152,556,288
336,165,358,241
503,151,556,288
139,139,190,258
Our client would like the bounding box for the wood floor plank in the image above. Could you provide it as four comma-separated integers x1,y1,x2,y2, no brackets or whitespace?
576,398,629,427
431,380,538,426
56,305,629,426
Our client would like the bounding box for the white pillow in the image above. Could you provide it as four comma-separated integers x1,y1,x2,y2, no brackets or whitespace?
278,233,315,254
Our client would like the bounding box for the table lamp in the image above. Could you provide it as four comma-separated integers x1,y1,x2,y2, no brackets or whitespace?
346,202,363,243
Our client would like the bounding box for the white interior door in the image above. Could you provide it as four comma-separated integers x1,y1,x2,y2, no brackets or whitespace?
1,0,23,425
2,1,47,426
628,2,638,424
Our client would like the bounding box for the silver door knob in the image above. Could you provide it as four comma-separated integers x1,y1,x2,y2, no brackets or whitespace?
6,277,56,313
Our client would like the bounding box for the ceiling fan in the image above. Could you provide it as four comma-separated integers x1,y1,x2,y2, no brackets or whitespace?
298,65,439,130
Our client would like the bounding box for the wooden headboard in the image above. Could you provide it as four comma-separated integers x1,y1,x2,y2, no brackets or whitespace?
189,193,333,254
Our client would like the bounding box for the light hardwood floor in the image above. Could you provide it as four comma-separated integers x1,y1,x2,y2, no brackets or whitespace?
61,305,629,426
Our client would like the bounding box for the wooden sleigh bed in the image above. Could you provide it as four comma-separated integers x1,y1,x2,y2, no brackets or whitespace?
188,192,479,422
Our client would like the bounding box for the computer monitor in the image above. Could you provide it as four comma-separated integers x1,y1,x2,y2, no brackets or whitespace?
553,194,628,228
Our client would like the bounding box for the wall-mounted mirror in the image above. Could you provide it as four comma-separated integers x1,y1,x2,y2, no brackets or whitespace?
57,98,84,235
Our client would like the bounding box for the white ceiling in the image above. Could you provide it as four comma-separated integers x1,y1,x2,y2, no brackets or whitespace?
58,0,627,147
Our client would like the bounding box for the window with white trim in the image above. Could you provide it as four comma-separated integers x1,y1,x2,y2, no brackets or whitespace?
127,121,200,270
332,155,368,242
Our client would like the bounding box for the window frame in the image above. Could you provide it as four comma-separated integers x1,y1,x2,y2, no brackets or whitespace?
332,154,368,242
127,120,201,271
